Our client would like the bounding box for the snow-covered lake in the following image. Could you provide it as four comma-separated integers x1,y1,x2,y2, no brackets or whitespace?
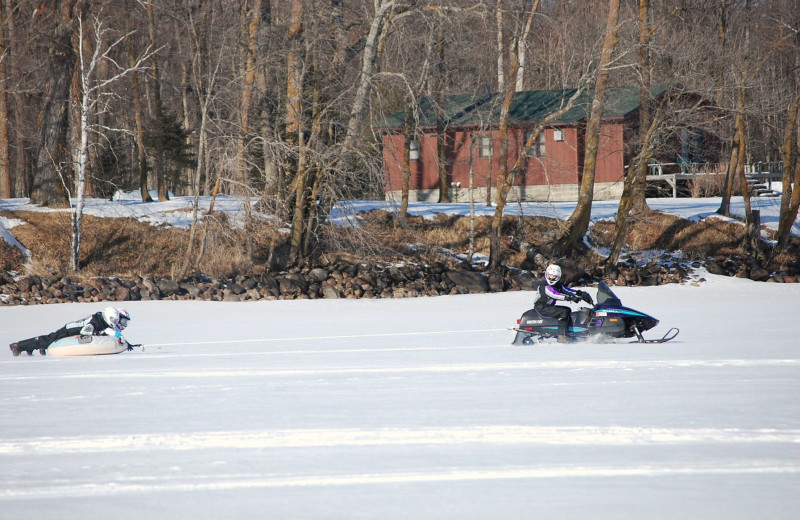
1,273,798,519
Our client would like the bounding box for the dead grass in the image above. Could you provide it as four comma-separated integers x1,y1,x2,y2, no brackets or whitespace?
1,211,285,280
2,206,797,280
591,211,749,259
0,239,27,272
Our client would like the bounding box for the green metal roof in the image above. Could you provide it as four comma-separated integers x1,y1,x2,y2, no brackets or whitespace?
375,85,667,130
375,92,489,129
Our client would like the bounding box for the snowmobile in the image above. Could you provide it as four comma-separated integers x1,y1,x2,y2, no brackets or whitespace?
511,281,679,345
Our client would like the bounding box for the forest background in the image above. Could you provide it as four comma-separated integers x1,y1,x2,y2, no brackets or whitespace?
0,0,799,280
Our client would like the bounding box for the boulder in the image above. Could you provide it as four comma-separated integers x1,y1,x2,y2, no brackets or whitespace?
157,278,181,296
444,269,488,293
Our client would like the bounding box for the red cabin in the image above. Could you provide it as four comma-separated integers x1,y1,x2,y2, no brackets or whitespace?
375,86,668,202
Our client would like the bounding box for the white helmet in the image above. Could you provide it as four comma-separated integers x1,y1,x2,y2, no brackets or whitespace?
545,264,562,286
103,307,131,332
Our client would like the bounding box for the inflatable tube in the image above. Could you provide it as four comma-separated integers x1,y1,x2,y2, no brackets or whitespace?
47,335,127,357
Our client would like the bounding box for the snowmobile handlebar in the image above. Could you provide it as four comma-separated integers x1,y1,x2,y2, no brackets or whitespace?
569,291,594,306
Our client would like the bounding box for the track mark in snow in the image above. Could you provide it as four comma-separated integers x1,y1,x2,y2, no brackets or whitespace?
4,358,799,381
146,328,509,348
2,425,799,454
2,463,799,500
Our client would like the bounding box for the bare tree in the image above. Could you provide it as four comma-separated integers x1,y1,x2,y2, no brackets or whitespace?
488,0,584,270
434,21,450,203
71,13,153,271
145,0,169,201
30,0,77,208
0,0,9,199
551,0,623,259
606,0,679,267
400,37,434,217
774,11,800,252
343,0,396,151
126,3,152,203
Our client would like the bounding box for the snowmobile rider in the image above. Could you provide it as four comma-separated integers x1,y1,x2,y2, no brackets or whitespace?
533,264,593,343
9,307,133,356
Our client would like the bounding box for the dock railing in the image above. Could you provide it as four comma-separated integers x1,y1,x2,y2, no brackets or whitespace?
646,161,783,198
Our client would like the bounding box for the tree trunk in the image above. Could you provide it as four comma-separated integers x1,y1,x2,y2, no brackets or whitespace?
488,36,518,270
467,137,477,263
0,0,10,199
515,0,540,92
488,0,570,270
717,127,739,216
6,1,25,197
733,85,755,252
126,13,151,203
288,133,309,265
31,0,77,208
286,0,308,265
301,46,325,257
71,4,90,199
400,103,412,217
552,0,621,258
343,0,395,150
495,0,504,93
146,0,168,202
715,0,727,109
776,91,800,251
285,0,304,136
435,22,450,203
179,43,192,193
72,49,92,272
238,0,262,263
607,0,655,267
180,84,210,280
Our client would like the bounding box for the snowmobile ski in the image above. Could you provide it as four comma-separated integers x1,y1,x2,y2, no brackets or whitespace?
630,327,679,344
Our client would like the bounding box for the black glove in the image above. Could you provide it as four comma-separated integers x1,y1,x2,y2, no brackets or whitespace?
567,293,580,303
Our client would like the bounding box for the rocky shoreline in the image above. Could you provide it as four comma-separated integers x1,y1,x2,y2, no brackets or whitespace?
1,254,795,306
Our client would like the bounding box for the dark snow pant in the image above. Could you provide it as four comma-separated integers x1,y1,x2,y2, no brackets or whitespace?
15,326,82,353
536,304,572,336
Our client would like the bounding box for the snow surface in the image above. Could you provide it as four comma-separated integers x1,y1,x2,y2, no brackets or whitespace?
1,184,798,238
1,192,799,518
1,274,799,519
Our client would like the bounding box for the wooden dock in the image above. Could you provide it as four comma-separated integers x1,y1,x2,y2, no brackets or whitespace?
646,162,782,198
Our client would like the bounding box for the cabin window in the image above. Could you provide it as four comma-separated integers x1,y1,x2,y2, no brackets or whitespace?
409,140,420,161
526,131,546,157
478,135,492,158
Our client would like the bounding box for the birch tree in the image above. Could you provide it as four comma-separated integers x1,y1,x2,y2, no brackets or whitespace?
71,14,152,271
179,3,228,279
343,0,396,150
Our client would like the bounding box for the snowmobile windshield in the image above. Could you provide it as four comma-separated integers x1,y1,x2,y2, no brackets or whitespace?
595,281,623,308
